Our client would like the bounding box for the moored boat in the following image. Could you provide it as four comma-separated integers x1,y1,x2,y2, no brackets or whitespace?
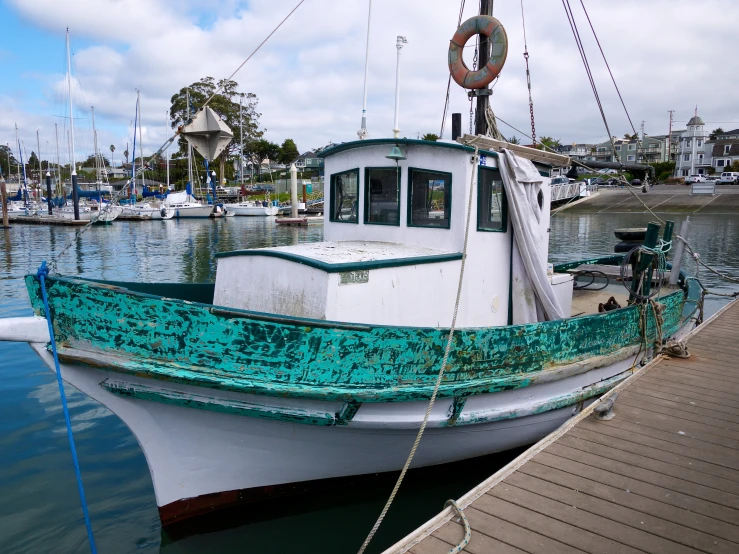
223,200,278,216
2,137,701,526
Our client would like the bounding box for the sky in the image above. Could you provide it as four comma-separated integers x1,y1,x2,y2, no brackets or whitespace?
2,0,739,167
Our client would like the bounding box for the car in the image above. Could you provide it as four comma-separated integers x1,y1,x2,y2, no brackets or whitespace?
705,176,720,182
685,174,707,184
550,176,570,185
718,172,739,184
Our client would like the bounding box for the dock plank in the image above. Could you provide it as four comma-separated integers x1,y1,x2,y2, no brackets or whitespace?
387,298,739,554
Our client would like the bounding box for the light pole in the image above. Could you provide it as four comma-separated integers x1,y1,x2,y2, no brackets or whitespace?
392,36,407,139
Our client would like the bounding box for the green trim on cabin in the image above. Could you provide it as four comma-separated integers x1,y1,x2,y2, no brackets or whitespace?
84,279,215,304
318,138,500,160
24,258,695,406
363,166,401,227
215,249,464,273
406,167,453,230
328,167,360,224
477,165,508,233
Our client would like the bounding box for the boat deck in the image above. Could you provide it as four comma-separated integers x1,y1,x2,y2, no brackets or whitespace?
386,297,739,554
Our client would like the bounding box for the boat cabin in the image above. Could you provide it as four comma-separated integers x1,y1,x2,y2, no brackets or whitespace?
214,139,573,327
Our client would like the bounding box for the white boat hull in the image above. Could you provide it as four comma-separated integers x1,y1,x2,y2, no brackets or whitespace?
224,203,278,216
170,204,213,218
22,334,678,525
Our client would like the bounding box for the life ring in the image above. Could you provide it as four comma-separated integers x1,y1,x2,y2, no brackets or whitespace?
448,15,508,89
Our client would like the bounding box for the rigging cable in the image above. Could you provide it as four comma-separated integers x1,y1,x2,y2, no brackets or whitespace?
520,0,537,145
202,0,306,109
440,0,467,139
578,0,638,139
561,0,619,163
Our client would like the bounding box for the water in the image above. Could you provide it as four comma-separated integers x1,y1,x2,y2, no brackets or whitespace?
1,213,738,553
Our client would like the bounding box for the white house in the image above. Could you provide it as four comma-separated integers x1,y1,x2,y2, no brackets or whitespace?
675,114,712,176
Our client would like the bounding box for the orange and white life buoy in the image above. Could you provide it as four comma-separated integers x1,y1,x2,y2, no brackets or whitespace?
448,15,508,89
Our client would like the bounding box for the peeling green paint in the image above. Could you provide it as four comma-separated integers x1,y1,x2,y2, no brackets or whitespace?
25,262,696,406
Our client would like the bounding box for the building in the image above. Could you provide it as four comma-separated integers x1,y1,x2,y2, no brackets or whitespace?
556,143,596,163
716,129,739,141
675,115,712,176
711,141,739,172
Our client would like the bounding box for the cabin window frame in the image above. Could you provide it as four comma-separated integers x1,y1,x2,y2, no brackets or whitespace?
477,165,508,233
363,166,401,226
329,167,360,224
406,167,453,230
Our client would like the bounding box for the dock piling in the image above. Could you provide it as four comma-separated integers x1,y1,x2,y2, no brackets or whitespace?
1,178,9,229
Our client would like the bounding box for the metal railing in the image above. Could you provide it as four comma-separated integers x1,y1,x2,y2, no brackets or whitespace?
551,181,582,202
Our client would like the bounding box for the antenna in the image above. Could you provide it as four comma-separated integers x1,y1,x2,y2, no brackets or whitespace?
392,35,408,139
358,0,372,140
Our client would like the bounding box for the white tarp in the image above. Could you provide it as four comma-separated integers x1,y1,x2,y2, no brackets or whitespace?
165,191,188,205
498,149,566,324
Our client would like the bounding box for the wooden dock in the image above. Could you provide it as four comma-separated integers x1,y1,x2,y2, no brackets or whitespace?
8,215,88,226
386,298,739,554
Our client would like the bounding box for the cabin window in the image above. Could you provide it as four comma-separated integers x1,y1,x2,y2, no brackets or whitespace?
477,166,506,232
329,168,359,223
407,168,452,229
364,167,400,225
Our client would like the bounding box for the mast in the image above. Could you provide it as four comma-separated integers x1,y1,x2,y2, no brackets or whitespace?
15,124,28,205
239,96,243,185
474,0,493,136
358,0,372,140
130,95,138,205
186,89,193,200
66,28,80,220
54,123,61,197
91,105,101,203
138,90,144,200
36,130,42,197
165,110,170,190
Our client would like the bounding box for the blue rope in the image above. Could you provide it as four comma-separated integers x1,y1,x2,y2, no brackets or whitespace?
36,261,98,553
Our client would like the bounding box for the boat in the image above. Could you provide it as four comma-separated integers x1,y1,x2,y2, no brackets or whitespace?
0,11,702,530
223,199,278,216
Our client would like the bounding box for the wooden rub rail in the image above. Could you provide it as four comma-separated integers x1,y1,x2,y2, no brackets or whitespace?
386,297,739,554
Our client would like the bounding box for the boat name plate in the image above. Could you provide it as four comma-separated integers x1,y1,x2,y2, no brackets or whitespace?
339,270,369,286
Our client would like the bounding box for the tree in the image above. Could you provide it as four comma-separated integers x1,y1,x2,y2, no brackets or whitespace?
28,151,39,168
709,127,724,140
123,146,129,165
0,144,19,178
244,139,280,180
730,160,739,172
110,145,115,167
706,166,715,175
170,76,262,183
507,135,521,145
623,133,639,140
421,133,439,142
278,138,299,164
82,154,110,167
538,136,561,151
649,161,676,181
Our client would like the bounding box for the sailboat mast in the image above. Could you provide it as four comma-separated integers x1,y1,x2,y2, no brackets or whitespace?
91,105,101,203
186,89,193,200
239,96,243,185
36,130,41,197
138,90,144,197
66,28,80,219
358,0,372,140
165,110,170,190
55,123,61,197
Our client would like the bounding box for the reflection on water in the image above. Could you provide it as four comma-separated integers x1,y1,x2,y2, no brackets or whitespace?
0,214,738,553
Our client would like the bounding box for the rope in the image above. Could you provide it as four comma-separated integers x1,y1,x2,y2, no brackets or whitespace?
444,499,471,553
36,261,97,553
356,147,480,554
201,0,306,110
440,0,467,139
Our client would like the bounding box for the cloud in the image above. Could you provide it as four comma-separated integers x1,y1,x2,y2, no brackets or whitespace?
4,0,739,164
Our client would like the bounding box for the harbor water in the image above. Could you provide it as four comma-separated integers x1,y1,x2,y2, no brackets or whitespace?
1,213,738,553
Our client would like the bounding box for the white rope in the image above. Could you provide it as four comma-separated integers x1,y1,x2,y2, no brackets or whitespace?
356,147,480,554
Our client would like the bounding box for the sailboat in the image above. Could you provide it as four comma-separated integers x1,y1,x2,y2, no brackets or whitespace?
0,8,702,529
165,90,215,219
119,91,175,220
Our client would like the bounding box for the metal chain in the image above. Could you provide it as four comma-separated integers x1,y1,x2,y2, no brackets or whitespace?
469,39,479,134
521,0,536,146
